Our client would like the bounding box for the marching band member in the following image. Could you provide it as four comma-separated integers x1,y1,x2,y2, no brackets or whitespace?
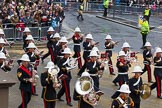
0,52,11,72
129,66,143,108
111,83,134,108
85,50,104,88
78,33,94,76
112,51,129,86
56,36,68,62
122,42,131,62
23,27,31,50
26,42,40,96
150,47,162,99
73,71,104,108
0,38,9,56
42,33,60,64
104,34,118,75
23,35,34,52
142,42,153,83
72,27,83,69
57,47,73,107
41,27,55,63
41,61,58,108
17,54,33,108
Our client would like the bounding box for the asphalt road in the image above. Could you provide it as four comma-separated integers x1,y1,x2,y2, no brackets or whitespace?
7,9,162,108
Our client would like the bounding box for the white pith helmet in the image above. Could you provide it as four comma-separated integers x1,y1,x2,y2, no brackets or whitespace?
27,42,36,49
118,51,125,56
44,61,55,69
25,35,34,40
81,71,90,77
132,66,143,73
122,42,131,48
59,37,68,43
0,38,6,44
117,83,131,94
0,29,4,35
155,47,162,53
144,42,152,47
105,34,112,40
74,27,81,32
19,54,30,61
62,47,72,54
92,46,99,52
0,52,6,59
23,27,31,32
89,50,99,57
47,27,55,32
52,33,60,38
85,33,93,39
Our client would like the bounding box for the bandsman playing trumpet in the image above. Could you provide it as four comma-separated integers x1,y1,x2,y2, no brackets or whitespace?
142,42,153,83
104,34,118,75
150,47,162,99
57,47,73,107
72,27,83,69
41,61,60,108
111,83,134,108
17,54,33,108
0,52,11,72
85,50,104,88
73,71,104,108
129,66,143,108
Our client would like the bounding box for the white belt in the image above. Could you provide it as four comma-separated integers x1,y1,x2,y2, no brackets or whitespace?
118,72,128,75
90,74,98,76
84,50,91,52
74,43,80,45
106,49,112,51
154,66,162,68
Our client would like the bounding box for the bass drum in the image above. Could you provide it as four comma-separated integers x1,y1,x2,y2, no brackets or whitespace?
140,83,151,99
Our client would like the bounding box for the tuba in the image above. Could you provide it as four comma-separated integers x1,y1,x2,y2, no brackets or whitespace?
75,74,104,106
140,83,151,99
48,66,61,89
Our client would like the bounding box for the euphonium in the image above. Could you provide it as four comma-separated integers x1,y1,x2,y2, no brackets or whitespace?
48,66,61,89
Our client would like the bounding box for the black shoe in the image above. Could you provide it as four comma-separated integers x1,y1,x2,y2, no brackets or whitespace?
58,98,64,101
67,102,73,107
41,57,44,64
157,96,162,99
111,73,115,75
32,94,38,96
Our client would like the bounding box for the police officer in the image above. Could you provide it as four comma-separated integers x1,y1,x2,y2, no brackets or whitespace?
140,17,150,49
72,27,83,69
57,47,73,107
129,66,143,108
41,61,58,108
17,54,33,108
85,50,104,88
150,47,162,99
143,5,151,23
103,0,109,17
104,34,118,75
142,42,153,83
111,84,134,108
78,33,94,76
77,3,84,20
0,52,11,72
41,27,55,63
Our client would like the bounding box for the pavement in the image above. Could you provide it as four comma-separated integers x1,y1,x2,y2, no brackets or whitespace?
4,9,162,108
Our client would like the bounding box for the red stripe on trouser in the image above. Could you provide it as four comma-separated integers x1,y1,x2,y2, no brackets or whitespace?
21,90,25,108
63,80,70,103
119,81,123,87
44,100,47,108
146,65,152,81
108,57,114,74
49,48,55,62
77,52,82,68
155,76,161,97
31,85,35,94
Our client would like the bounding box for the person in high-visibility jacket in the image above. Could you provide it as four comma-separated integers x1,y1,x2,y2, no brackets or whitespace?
77,3,84,20
103,0,109,17
140,17,150,49
143,5,151,23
